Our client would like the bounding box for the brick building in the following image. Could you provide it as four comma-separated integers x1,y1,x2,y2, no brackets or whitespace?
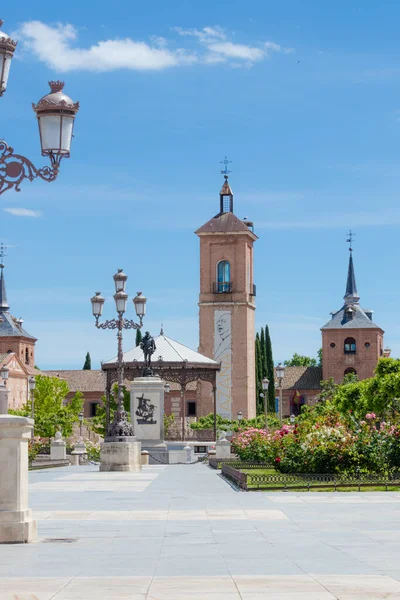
196,173,257,420
0,261,38,409
278,245,389,417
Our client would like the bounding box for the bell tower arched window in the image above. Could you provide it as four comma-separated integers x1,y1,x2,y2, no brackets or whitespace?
217,260,231,293
344,337,356,354
25,347,29,365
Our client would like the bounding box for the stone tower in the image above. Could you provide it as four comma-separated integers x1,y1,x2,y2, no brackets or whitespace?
321,245,384,383
0,262,37,369
195,172,257,419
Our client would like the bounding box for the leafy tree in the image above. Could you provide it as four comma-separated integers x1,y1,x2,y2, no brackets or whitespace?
83,352,91,370
90,384,130,437
264,325,276,413
135,329,143,347
255,333,263,414
317,377,338,403
331,358,400,420
284,353,317,367
17,375,84,438
317,348,323,367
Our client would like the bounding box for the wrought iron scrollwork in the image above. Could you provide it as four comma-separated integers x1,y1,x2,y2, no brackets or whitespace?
0,141,58,195
94,317,140,330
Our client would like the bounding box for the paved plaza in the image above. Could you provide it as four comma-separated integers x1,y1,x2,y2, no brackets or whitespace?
2,464,400,598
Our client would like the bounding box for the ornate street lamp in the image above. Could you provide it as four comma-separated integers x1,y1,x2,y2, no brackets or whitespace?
262,377,269,430
275,363,285,423
0,20,79,195
0,20,17,96
91,270,146,439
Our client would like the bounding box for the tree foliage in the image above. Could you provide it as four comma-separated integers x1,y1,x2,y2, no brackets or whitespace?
135,329,143,347
255,325,276,414
15,375,84,438
83,352,91,370
332,358,400,419
284,353,318,367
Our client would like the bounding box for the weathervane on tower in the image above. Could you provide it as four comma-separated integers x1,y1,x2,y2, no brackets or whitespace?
346,230,355,252
220,156,232,179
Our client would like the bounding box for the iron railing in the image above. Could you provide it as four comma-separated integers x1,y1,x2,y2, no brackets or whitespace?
221,464,400,491
213,281,233,294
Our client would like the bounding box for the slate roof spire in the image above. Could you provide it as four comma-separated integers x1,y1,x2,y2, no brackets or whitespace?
0,242,9,313
344,232,360,306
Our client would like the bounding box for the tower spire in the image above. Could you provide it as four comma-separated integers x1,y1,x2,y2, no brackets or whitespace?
0,243,9,312
344,231,359,305
219,156,233,214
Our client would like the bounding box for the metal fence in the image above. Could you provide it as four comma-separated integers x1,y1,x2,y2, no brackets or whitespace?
221,464,400,491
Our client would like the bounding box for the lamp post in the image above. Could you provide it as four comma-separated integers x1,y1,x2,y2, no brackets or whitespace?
28,376,36,438
237,411,243,427
164,383,170,394
0,365,9,383
276,363,285,424
91,269,146,439
78,410,84,438
261,377,269,430
0,20,79,195
290,413,295,424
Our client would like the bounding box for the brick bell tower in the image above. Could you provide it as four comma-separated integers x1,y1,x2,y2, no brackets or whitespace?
195,162,257,419
321,233,386,383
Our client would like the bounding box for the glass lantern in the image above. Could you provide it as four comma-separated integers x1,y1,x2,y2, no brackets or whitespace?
0,21,17,96
133,292,147,319
33,81,79,165
91,292,105,318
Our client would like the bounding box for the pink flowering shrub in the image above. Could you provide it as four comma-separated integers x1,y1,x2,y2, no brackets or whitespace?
231,428,273,463
231,410,400,474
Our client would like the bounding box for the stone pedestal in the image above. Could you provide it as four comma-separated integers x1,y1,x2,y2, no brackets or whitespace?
100,438,142,472
0,384,8,415
50,431,66,461
0,415,37,543
216,431,231,459
130,377,165,446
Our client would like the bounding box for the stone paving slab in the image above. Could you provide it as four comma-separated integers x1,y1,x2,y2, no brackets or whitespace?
3,465,400,597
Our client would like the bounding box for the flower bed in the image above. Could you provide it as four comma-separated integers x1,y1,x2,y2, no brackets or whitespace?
231,407,400,475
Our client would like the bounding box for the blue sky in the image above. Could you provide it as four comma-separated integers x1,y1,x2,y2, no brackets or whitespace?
1,1,400,369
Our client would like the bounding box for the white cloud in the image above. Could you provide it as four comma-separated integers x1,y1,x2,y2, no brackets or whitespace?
208,42,265,62
17,21,198,72
16,21,293,72
4,208,41,218
173,26,227,44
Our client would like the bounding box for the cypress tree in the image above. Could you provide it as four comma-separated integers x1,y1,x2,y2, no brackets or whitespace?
255,334,263,414
260,327,266,377
265,325,276,413
135,329,143,347
83,352,91,370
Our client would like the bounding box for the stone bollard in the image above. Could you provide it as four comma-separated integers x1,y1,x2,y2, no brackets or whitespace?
141,450,149,466
184,444,192,464
0,415,37,543
71,439,87,466
215,431,231,460
50,431,66,461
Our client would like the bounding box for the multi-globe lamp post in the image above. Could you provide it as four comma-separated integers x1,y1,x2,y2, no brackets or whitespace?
91,270,147,439
0,20,79,195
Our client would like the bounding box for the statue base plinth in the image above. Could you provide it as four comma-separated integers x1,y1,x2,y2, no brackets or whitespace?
99,440,142,472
